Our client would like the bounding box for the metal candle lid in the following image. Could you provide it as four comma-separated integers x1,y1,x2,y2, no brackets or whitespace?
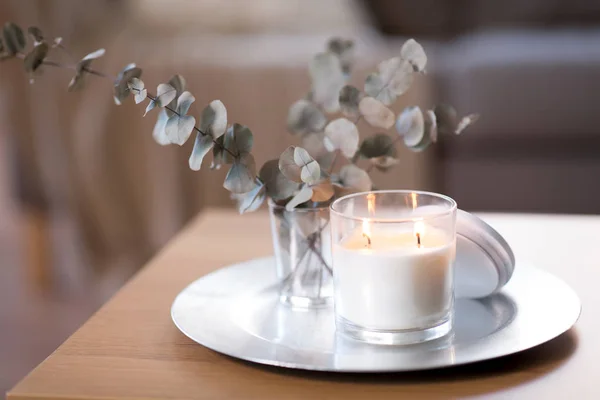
455,209,516,299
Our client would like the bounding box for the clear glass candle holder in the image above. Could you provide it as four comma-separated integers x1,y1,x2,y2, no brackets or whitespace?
330,190,457,345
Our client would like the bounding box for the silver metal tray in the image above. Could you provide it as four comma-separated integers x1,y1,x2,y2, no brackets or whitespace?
171,257,580,372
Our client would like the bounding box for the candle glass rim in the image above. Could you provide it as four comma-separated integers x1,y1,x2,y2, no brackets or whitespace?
330,190,457,223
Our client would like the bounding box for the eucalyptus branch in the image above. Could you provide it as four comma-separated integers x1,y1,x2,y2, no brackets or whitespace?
1,20,476,215
15,52,116,81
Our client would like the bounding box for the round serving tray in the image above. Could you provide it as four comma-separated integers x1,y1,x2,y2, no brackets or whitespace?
171,257,580,372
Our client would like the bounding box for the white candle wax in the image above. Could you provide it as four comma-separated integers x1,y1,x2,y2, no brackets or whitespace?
333,225,455,331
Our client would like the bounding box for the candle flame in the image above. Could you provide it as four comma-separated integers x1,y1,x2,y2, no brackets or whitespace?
362,219,372,248
414,221,425,248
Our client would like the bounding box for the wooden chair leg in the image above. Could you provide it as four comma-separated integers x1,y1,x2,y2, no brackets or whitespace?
23,207,52,290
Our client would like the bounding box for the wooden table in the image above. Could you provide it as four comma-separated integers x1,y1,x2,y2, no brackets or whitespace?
8,210,600,399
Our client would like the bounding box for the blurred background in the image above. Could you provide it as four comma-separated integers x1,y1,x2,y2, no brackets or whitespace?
1,0,600,392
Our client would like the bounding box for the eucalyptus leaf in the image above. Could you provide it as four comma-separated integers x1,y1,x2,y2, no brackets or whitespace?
358,96,395,129
309,52,345,113
165,74,187,117
231,183,266,214
359,133,397,159
113,64,142,105
200,100,227,138
189,133,214,171
400,39,427,72
379,57,414,95
144,100,157,116
286,99,326,135
434,104,479,135
165,113,195,146
156,83,177,107
365,57,413,106
364,74,386,103
406,109,435,152
27,27,44,44
23,42,48,73
324,118,359,158
211,135,226,170
294,147,321,184
425,109,438,143
285,185,313,211
152,109,170,146
259,159,300,201
433,104,457,135
370,155,400,171
223,123,253,163
278,146,321,184
311,181,334,202
68,74,84,92
2,23,25,55
339,85,362,118
411,125,432,152
339,164,372,192
396,106,424,147
127,78,146,104
68,48,106,92
135,96,149,112
223,154,257,194
327,37,354,75
302,133,335,172
145,83,177,114
455,114,480,135
168,74,186,94
278,146,302,183
409,133,432,152
175,91,195,115
82,48,106,61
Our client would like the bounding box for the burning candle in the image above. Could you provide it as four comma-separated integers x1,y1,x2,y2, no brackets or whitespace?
330,190,457,345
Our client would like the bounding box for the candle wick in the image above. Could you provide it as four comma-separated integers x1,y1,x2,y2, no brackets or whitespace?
416,232,421,248
362,232,372,248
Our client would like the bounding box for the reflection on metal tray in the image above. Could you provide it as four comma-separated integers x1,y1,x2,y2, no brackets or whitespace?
171,257,580,372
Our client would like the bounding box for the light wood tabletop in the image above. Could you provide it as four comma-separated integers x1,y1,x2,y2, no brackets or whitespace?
8,210,600,399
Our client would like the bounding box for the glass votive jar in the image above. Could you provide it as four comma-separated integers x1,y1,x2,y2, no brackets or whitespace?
330,190,457,345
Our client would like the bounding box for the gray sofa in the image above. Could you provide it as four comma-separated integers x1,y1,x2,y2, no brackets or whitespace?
437,29,600,213
365,0,600,214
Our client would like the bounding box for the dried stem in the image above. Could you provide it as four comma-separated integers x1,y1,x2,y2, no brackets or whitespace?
82,66,113,80
16,53,117,81
14,51,240,163
54,43,76,63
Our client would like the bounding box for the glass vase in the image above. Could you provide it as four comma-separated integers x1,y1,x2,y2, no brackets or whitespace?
268,199,333,308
